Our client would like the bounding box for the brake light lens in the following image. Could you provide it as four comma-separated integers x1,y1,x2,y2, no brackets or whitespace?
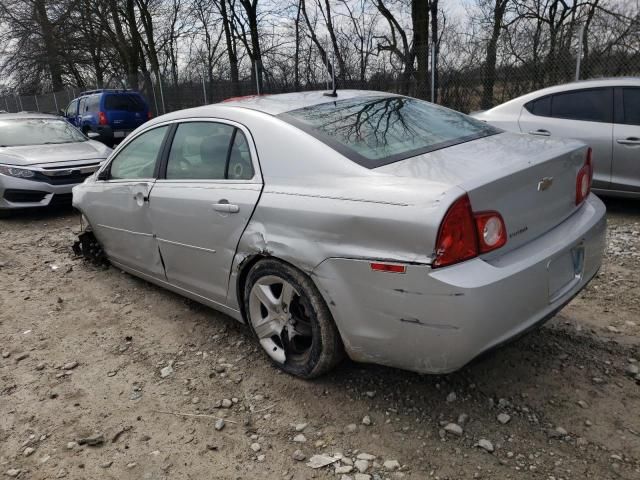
433,195,508,268
98,111,108,125
475,212,507,253
576,147,592,205
433,195,478,268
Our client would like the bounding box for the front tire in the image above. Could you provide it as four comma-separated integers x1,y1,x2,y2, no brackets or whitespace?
243,259,343,378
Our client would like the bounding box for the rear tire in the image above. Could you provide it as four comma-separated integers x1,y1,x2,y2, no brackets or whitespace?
243,259,343,378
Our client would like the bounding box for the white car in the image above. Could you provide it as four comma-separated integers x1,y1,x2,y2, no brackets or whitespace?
472,78,640,198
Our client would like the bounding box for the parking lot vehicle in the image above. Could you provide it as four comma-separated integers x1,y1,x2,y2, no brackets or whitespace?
0,113,111,211
472,78,640,198
73,90,606,378
63,89,151,147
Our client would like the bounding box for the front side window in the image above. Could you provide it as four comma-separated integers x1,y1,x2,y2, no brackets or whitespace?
109,126,168,180
622,88,640,126
278,96,500,168
550,88,612,123
165,122,254,180
0,118,87,147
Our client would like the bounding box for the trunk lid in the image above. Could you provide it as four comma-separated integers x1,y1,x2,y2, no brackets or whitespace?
376,131,588,254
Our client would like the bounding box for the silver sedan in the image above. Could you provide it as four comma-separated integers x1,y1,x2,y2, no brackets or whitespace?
0,113,112,211
472,78,640,198
73,91,606,378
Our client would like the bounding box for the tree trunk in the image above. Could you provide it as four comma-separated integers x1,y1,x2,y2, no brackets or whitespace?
412,0,429,99
219,0,240,96
481,0,508,110
33,0,63,90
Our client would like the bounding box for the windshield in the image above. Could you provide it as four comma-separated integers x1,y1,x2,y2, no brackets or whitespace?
0,118,87,147
105,94,146,112
278,95,501,168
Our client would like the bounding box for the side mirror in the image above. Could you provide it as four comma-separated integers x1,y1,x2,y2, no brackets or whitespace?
59,109,66,117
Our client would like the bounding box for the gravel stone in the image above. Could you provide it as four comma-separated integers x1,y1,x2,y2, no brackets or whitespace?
476,439,494,453
160,365,173,378
221,399,232,408
250,442,261,452
214,419,225,431
383,459,400,471
292,449,306,461
497,413,511,424
444,423,463,436
354,459,369,473
293,434,307,443
362,415,372,426
446,392,457,402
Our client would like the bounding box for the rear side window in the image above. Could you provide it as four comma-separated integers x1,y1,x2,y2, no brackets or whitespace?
525,96,551,116
87,95,100,112
550,88,612,123
165,122,254,180
104,94,146,112
621,88,640,126
278,96,500,168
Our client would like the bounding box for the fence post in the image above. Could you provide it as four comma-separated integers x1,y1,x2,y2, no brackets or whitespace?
53,92,58,112
17,94,23,111
430,43,436,103
158,76,166,114
34,95,39,112
202,76,207,104
575,24,585,81
4,97,9,112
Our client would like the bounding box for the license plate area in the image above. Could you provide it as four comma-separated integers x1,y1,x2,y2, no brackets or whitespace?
113,131,128,138
548,244,584,303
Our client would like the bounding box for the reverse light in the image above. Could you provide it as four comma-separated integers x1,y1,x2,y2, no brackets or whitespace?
475,212,507,253
433,194,507,268
576,147,592,205
98,111,108,125
370,262,406,274
0,165,35,178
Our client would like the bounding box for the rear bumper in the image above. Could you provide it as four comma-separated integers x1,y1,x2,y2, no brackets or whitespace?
312,194,607,374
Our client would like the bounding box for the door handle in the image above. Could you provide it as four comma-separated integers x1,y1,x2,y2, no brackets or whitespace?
529,129,551,136
213,202,239,213
616,137,640,145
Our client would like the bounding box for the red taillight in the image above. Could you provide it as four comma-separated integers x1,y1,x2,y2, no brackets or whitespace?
433,195,507,268
98,111,108,125
147,111,153,120
474,211,507,253
576,147,592,205
370,262,406,274
433,194,478,268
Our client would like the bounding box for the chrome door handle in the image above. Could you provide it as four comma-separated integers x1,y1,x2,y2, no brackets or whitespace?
213,203,239,213
529,129,551,136
616,137,640,145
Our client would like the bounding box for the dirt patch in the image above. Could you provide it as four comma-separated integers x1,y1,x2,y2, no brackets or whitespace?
1,199,639,480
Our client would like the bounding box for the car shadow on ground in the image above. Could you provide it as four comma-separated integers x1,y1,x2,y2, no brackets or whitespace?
0,204,77,222
600,195,640,216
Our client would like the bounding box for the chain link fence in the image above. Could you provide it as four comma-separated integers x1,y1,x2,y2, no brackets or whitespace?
1,46,639,117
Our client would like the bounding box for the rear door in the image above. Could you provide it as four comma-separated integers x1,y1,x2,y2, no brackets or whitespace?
518,87,613,190
104,94,147,133
85,125,170,277
149,120,262,305
612,87,640,193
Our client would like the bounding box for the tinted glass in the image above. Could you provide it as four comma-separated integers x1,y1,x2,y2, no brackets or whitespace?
0,118,87,147
279,96,499,167
166,122,235,180
622,88,640,126
227,131,254,179
66,100,77,117
109,126,168,180
526,96,551,116
104,94,146,112
551,89,611,122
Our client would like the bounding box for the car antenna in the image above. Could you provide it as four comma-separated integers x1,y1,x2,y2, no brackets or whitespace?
323,48,338,98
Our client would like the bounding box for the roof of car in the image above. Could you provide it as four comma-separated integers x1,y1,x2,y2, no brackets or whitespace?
0,112,61,120
210,89,398,115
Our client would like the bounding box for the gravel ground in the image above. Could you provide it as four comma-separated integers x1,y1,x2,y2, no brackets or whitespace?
1,197,639,480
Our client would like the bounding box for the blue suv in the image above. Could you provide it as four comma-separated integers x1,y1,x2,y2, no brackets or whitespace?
63,89,152,146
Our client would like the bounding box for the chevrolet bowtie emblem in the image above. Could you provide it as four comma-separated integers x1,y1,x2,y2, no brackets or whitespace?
538,177,553,191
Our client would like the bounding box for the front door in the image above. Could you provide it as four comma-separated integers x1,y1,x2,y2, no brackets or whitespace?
86,125,170,277
612,87,640,193
149,121,262,305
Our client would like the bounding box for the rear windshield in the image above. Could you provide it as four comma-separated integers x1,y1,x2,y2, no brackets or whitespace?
278,96,500,168
104,94,146,112
0,118,87,147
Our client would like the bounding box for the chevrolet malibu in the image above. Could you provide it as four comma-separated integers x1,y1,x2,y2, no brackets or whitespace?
0,113,112,212
72,91,606,378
